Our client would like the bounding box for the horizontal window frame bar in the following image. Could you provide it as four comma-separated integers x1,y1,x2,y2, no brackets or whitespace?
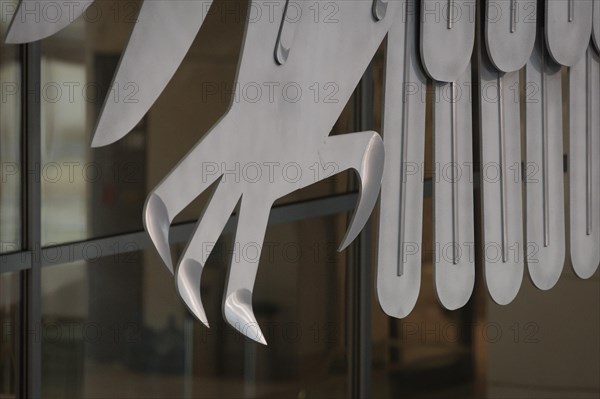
0,171,465,272
2,191,362,271
0,251,32,273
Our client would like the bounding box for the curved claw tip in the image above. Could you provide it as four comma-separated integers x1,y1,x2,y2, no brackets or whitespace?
339,134,385,252
91,100,142,148
176,258,209,327
144,193,173,272
90,118,124,148
90,131,115,148
224,289,267,345
338,234,354,253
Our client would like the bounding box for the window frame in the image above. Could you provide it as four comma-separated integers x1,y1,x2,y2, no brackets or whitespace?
0,42,378,399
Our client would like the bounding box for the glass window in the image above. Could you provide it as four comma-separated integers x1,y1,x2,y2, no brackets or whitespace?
370,175,600,398
40,0,143,245
0,0,21,253
41,214,350,398
39,0,351,246
484,266,600,399
369,40,600,399
371,197,477,399
0,272,21,399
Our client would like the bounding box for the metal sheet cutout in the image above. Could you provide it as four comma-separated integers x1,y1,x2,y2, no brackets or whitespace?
377,0,427,318
6,0,217,147
479,0,536,301
524,28,565,290
545,0,599,279
594,0,600,52
546,0,593,67
92,0,212,147
274,0,298,65
6,0,93,43
421,0,476,309
569,45,600,279
485,0,537,73
145,0,396,343
546,0,600,278
432,69,475,310
372,0,388,21
420,0,476,82
478,42,524,305
6,0,600,341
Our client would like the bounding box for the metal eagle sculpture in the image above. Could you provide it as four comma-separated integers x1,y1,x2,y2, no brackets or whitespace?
6,0,599,344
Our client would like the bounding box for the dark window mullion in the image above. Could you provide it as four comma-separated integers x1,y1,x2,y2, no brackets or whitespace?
20,41,42,399
348,64,374,399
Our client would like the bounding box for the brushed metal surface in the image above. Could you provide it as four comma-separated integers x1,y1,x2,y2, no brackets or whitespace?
6,0,93,43
275,0,298,65
483,0,539,296
420,0,476,82
594,0,600,52
6,0,600,338
7,0,391,343
377,0,427,319
524,31,565,290
373,0,388,21
546,0,593,67
478,48,524,305
485,0,537,72
144,0,395,343
432,68,475,310
420,0,475,308
91,0,211,147
569,45,600,279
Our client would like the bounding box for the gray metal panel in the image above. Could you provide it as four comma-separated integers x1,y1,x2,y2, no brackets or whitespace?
419,0,476,308
420,0,476,82
373,0,388,21
478,52,524,305
485,0,537,72
546,0,593,67
6,0,93,43
275,0,298,65
594,0,600,52
377,1,427,318
91,0,212,147
433,67,475,310
569,45,600,278
524,32,566,290
141,0,395,343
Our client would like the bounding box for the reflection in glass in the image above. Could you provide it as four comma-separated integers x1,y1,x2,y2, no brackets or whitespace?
39,0,353,246
40,1,144,245
371,197,477,399
0,272,21,398
41,215,349,398
368,40,599,399
0,0,21,253
484,267,600,399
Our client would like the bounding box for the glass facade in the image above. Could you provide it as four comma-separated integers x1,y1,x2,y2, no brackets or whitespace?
0,272,20,399
0,1,598,399
0,0,21,253
39,0,148,245
40,215,349,398
38,0,350,246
